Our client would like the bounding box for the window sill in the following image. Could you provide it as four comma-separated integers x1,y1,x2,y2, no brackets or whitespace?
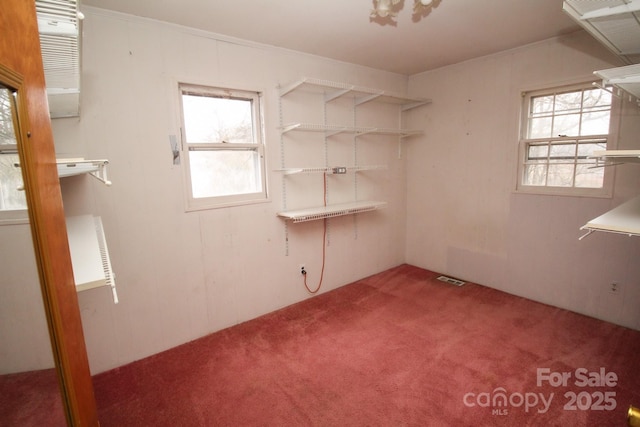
0,210,29,226
514,185,613,199
185,195,271,213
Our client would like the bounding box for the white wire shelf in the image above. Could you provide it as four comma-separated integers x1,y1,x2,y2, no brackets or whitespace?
281,122,422,138
563,1,640,66
594,64,640,106
57,158,112,185
277,200,387,223
66,215,118,303
275,165,387,175
278,77,431,111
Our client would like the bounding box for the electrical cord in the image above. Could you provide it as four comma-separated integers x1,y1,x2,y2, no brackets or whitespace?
303,172,328,294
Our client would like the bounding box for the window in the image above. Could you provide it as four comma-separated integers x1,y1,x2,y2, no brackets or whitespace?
517,82,617,196
179,84,267,210
0,85,27,224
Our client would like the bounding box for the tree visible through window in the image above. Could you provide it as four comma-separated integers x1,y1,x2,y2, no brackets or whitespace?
519,82,615,195
179,84,267,210
0,85,27,218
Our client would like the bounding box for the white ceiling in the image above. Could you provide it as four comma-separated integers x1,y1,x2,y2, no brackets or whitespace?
81,0,582,76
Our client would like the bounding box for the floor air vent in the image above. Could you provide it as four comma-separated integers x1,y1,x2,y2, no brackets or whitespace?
436,275,465,286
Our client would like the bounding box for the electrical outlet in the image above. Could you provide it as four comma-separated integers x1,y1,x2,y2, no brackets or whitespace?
299,264,306,275
609,282,622,295
332,167,347,174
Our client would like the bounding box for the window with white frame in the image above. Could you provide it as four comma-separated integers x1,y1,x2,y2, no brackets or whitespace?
0,85,27,224
517,82,617,196
179,84,267,210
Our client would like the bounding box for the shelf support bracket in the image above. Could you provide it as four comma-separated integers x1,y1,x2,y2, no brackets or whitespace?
578,229,595,241
324,88,352,103
401,99,432,112
355,92,383,106
89,161,112,186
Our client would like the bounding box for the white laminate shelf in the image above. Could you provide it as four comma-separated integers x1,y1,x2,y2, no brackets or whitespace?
580,195,640,239
57,158,112,185
14,158,112,186
277,201,387,223
580,150,640,239
278,77,431,111
66,215,118,303
591,150,640,166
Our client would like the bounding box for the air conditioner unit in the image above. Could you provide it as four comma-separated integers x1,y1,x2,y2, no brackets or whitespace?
35,0,82,118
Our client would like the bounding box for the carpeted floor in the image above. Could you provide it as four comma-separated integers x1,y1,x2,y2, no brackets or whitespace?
91,264,640,426
3,264,640,426
0,368,64,426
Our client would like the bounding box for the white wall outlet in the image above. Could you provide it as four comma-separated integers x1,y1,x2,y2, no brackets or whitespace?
299,264,306,275
332,166,347,174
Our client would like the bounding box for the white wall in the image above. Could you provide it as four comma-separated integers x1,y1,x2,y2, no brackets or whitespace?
50,8,410,374
405,31,640,330
0,223,54,374
5,10,639,377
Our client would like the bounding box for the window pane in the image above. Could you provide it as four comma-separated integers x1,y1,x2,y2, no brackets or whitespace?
523,164,547,186
189,150,261,198
527,144,548,160
531,95,554,116
575,164,603,188
0,88,17,146
554,91,582,113
553,113,580,136
577,141,606,158
549,143,576,160
581,111,610,135
0,154,26,210
583,88,611,110
547,164,574,187
182,94,253,144
529,116,552,138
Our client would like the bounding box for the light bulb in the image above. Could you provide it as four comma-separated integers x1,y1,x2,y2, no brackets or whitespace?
374,0,393,17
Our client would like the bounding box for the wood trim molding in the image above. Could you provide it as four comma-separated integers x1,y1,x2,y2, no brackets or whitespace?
0,1,99,426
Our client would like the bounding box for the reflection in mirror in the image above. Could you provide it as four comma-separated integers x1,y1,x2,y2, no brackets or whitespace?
0,86,27,214
0,83,66,425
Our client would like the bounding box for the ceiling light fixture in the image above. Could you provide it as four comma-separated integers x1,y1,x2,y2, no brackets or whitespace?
370,0,437,22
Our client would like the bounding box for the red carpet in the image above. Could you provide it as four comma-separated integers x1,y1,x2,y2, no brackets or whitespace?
0,368,65,426
3,265,639,426
91,264,640,426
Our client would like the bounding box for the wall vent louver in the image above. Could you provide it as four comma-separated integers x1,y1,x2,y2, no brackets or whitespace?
436,275,465,287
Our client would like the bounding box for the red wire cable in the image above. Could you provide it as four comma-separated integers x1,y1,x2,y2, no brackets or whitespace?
303,172,327,294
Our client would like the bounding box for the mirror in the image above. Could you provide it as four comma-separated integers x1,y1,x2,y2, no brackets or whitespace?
0,82,66,425
0,86,27,212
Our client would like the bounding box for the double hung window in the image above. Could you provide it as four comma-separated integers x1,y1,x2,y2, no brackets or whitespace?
179,84,267,210
518,82,616,196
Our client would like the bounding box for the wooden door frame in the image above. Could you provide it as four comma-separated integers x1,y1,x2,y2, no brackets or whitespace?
1,2,99,426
